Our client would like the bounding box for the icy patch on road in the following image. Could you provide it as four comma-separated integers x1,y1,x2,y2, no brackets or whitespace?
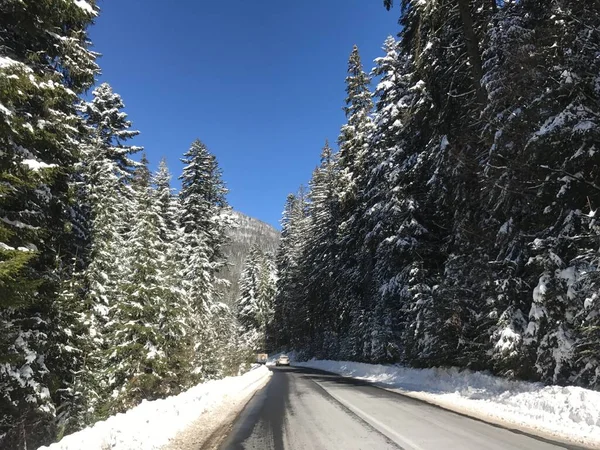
37,366,271,450
295,359,600,448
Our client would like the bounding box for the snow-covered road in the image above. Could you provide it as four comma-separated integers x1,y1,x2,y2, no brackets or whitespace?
222,366,580,450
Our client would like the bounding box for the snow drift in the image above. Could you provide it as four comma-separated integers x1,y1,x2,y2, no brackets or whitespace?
295,359,600,448
37,366,271,450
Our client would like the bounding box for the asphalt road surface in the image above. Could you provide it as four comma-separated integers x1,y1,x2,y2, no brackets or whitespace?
220,366,578,450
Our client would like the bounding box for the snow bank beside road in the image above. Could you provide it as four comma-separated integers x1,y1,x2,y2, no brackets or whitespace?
38,366,271,450
295,359,600,448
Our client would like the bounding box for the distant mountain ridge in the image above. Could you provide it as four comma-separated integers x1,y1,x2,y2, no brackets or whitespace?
219,211,280,306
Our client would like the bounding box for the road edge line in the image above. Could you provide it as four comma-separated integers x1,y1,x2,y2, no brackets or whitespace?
294,364,597,450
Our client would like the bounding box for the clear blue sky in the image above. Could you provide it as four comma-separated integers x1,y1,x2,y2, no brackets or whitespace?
90,0,400,228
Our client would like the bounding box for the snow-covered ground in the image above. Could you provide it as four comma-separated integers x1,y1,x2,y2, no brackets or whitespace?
295,359,600,448
38,366,271,450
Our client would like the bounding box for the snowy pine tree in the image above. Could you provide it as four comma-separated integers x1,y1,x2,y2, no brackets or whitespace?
237,246,276,350
334,46,376,361
360,36,418,363
104,156,181,411
151,159,197,387
76,83,142,419
271,190,309,353
481,0,600,384
302,142,341,358
269,0,600,392
0,1,99,446
179,139,231,380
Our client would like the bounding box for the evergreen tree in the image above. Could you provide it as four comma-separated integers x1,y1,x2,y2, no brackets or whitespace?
237,246,276,350
481,0,600,384
154,159,180,243
335,46,375,361
389,0,494,369
238,247,262,334
270,190,309,353
105,156,181,411
269,0,600,392
257,253,277,334
82,83,143,176
76,83,141,419
179,139,230,379
152,159,196,388
337,46,374,209
302,142,340,358
360,36,419,363
0,1,99,446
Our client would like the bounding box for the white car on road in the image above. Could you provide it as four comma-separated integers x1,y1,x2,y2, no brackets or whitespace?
276,355,290,366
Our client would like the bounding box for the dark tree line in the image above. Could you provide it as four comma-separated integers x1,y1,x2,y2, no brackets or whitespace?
270,0,600,390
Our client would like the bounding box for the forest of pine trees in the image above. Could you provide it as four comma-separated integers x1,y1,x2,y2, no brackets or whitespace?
2,0,600,447
271,0,600,390
236,246,277,351
0,2,254,448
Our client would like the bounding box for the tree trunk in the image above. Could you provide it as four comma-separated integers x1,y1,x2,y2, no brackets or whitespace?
457,0,486,106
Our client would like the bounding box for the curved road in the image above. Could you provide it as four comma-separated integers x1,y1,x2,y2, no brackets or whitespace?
220,366,576,450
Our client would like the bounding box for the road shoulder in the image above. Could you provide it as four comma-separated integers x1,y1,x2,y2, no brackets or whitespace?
295,364,595,450
161,369,272,450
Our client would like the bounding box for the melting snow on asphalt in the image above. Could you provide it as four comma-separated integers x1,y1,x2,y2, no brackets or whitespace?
295,359,600,448
37,365,271,450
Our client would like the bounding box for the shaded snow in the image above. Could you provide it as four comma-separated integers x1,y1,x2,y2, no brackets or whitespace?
1,217,37,230
295,359,600,448
440,135,449,151
498,218,512,235
574,120,594,133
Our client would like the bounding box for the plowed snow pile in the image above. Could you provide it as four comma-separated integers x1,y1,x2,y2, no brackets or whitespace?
295,359,600,448
38,365,271,450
